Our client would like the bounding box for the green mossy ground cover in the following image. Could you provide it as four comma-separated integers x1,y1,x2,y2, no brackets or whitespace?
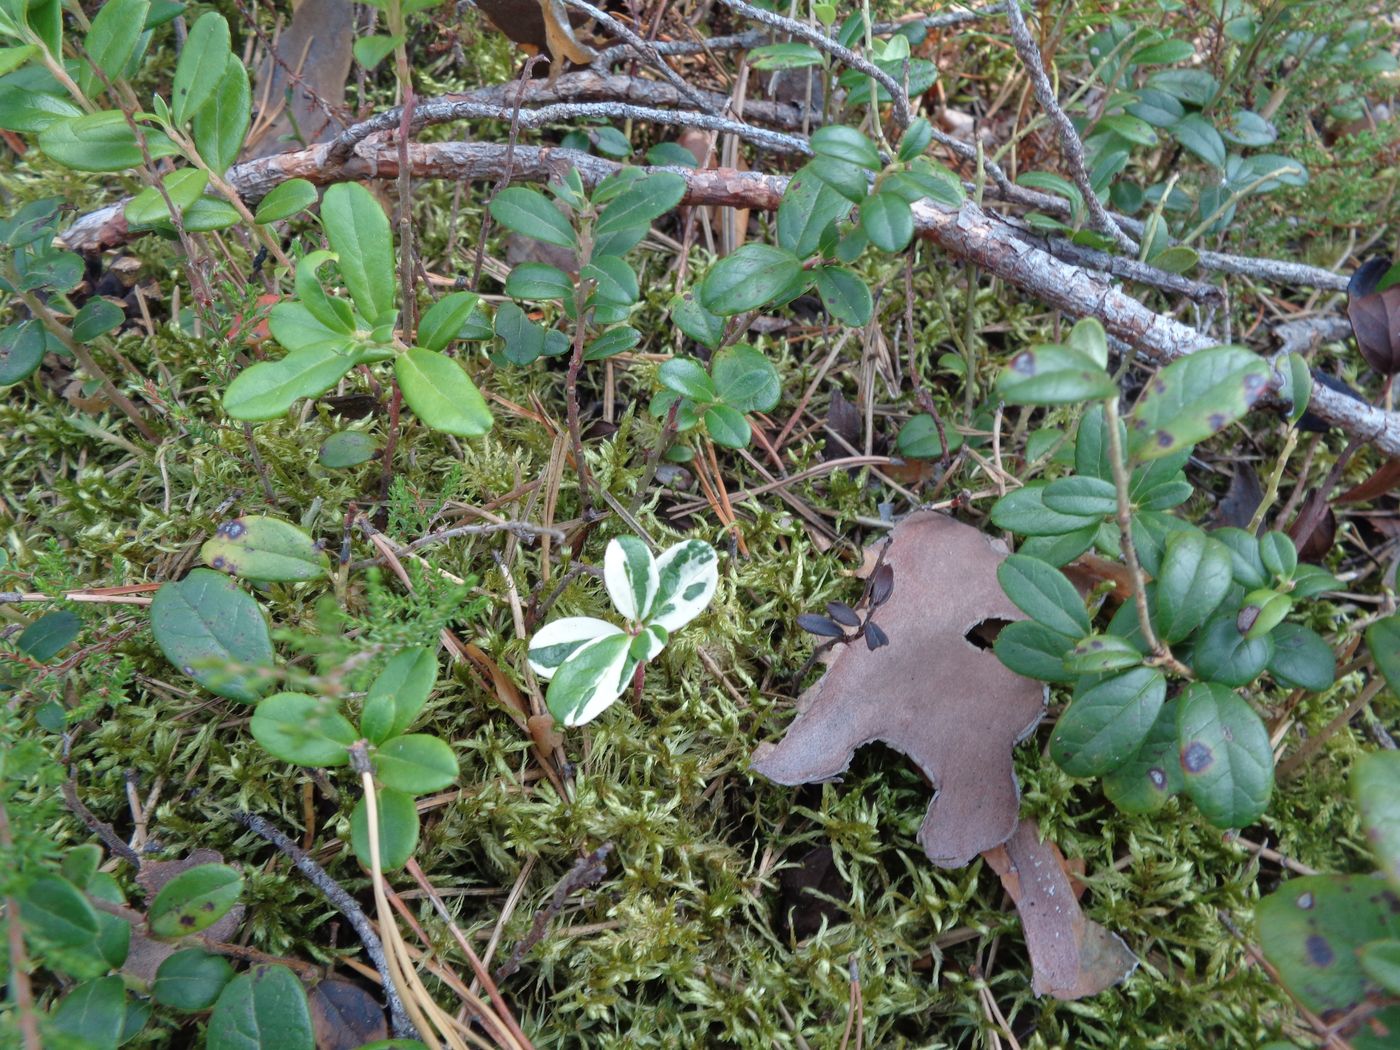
3,0,1398,1046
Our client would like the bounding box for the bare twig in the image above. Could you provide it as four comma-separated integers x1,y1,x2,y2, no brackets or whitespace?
1004,0,1135,253
562,0,717,114
494,844,612,982
231,809,416,1039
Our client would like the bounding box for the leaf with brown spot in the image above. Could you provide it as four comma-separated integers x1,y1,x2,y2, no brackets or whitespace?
751,512,1046,867
982,820,1138,999
309,978,387,1050
124,851,245,983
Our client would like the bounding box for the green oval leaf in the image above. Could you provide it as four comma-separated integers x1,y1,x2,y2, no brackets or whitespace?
1062,633,1143,674
254,179,318,223
201,515,328,582
859,192,915,252
1258,875,1400,1015
318,430,379,468
22,874,99,948
778,165,853,257
711,345,779,413
81,0,150,97
1153,530,1233,643
321,182,395,324
17,609,80,662
593,171,686,255
150,568,275,702
148,863,244,938
394,347,493,437
360,647,437,745
38,110,179,172
192,55,250,173
1188,610,1274,687
545,632,631,727
997,554,1090,637
1127,345,1270,462
154,949,236,1012
224,346,353,421
1266,623,1335,692
703,402,751,449
1102,699,1184,814
251,692,357,767
0,319,47,384
813,265,873,326
373,734,458,795
699,244,804,316
1176,681,1272,827
992,620,1077,683
811,124,881,170
997,345,1115,405
207,965,313,1050
1051,667,1166,777
416,291,483,353
1366,613,1400,694
1042,475,1116,517
990,483,1102,536
1354,750,1400,890
489,187,576,250
350,788,419,871
52,976,125,1050
172,12,231,124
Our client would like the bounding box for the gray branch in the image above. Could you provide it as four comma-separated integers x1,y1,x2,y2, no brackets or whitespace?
1004,0,1136,253
564,0,718,115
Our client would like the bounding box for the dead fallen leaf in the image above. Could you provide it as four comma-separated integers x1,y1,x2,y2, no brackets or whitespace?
982,819,1137,999
1337,456,1400,504
751,512,1046,868
1213,463,1263,530
309,978,387,1049
1347,258,1400,377
776,845,851,941
245,0,353,160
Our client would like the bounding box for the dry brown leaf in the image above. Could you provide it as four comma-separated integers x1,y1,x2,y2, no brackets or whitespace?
982,820,1137,1000
751,512,1046,868
309,978,388,1049
1337,456,1400,504
245,0,353,160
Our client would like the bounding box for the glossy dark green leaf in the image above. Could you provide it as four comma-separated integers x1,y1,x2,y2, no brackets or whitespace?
71,297,125,342
1258,875,1400,1015
711,345,779,413
224,346,353,421
253,179,318,223
206,965,314,1050
813,265,872,326
1176,681,1272,827
584,325,640,361
1153,530,1232,643
153,949,236,1012
990,483,1101,536
805,154,871,202
322,182,395,324
997,554,1090,637
505,261,571,301
1051,667,1166,777
373,734,458,795
172,11,231,124
699,244,804,316
251,692,356,767
658,357,714,401
1017,526,1097,568
1103,700,1183,814
583,254,638,309
192,55,249,173
669,292,725,350
489,187,575,249
21,874,99,948
810,125,881,170
52,976,125,1050
592,172,685,255
351,787,419,871
1170,113,1226,168
777,164,852,257
1146,67,1219,105
859,192,915,252
1354,750,1400,890
17,609,80,661
1266,623,1335,692
149,568,274,702
395,348,493,437
703,402,751,448
1127,345,1270,462
1189,609,1273,687
996,345,1115,404
1211,527,1267,589
993,620,1077,683
148,863,243,938
0,86,81,133
1042,475,1116,517
1260,531,1298,580
0,320,46,384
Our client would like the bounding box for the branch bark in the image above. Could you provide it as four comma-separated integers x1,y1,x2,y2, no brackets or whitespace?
58,141,1398,455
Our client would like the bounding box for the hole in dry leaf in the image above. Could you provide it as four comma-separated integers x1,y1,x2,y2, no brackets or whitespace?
964,618,1014,650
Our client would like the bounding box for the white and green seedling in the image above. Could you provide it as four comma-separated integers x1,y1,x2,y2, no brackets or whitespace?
528,537,719,726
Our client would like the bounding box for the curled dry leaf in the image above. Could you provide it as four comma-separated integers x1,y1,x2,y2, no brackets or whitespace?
751,512,1046,868
309,978,387,1050
1347,258,1400,377
982,820,1139,999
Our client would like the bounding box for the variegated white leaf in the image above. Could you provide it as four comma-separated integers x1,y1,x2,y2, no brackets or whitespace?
629,623,669,666
545,632,632,726
528,616,624,680
603,535,658,621
648,540,719,633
